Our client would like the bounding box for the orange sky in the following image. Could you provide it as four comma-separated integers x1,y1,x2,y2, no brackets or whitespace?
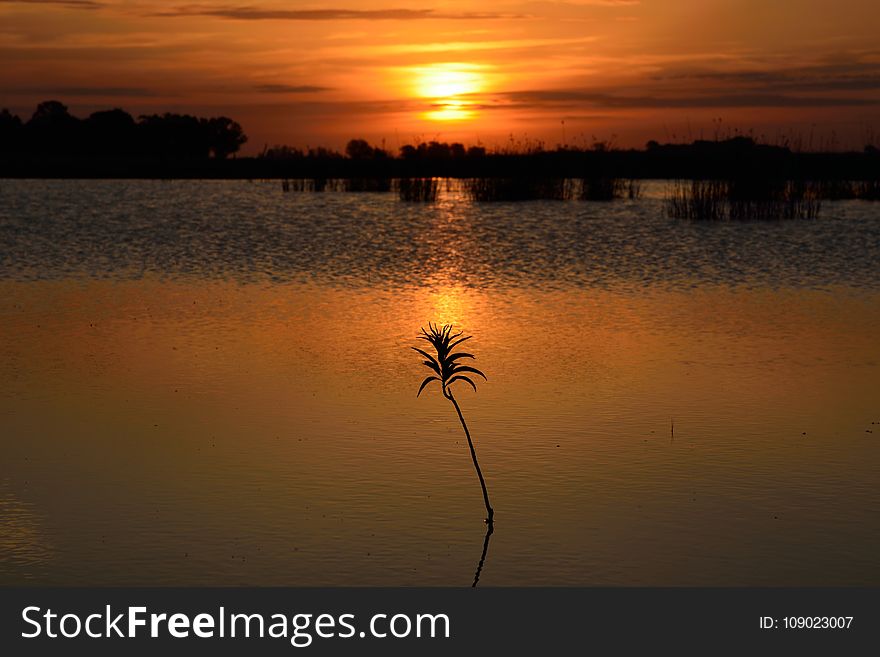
1,0,879,152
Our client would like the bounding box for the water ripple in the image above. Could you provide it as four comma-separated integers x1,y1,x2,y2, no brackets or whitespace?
1,179,879,290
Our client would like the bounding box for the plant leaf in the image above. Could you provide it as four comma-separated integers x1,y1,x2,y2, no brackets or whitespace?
452,365,487,380
422,360,442,376
411,347,440,369
447,352,475,363
448,335,473,351
417,376,440,397
446,375,478,392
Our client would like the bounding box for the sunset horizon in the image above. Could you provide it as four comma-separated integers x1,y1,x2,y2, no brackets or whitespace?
2,0,879,152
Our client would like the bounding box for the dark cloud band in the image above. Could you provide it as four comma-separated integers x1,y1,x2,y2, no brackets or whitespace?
153,6,523,21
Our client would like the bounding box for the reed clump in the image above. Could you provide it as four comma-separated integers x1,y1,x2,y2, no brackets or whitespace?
625,179,643,200
578,177,642,201
397,177,439,202
816,179,858,200
665,180,728,220
579,177,621,201
666,178,821,220
343,177,392,192
463,177,567,202
773,178,880,201
279,178,328,192
855,179,880,200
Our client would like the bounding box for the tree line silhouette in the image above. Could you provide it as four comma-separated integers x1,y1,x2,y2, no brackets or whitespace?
0,101,246,161
260,135,878,185
1,100,878,183
260,138,486,162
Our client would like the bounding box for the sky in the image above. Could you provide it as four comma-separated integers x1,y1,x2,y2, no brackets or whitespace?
1,0,879,152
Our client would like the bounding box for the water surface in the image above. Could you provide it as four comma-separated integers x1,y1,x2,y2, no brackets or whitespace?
1,180,878,585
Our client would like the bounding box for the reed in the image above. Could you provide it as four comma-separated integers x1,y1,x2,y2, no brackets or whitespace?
278,178,328,192
397,177,439,202
625,179,643,200
783,178,880,201
343,177,392,192
665,179,727,220
463,177,566,202
666,178,821,220
579,176,622,201
855,179,880,200
577,177,641,201
816,179,857,200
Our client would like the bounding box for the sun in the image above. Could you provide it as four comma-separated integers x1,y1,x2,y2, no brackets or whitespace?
415,65,483,98
411,63,486,122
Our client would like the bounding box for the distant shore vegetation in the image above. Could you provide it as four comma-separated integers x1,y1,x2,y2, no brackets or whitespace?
1,100,879,213
0,101,247,162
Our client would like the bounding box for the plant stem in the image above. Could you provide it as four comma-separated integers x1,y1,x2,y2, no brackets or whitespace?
471,521,494,587
447,390,494,524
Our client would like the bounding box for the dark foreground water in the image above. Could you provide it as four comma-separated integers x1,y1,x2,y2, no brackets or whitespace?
1,180,879,585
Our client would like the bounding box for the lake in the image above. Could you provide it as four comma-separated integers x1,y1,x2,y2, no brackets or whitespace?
1,179,879,585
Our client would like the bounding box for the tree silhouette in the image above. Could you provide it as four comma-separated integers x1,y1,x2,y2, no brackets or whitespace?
0,101,249,162
204,116,247,159
26,100,82,155
30,100,74,125
137,113,206,159
345,138,389,160
345,138,375,160
414,323,494,525
0,109,23,154
85,109,136,157
398,140,468,160
136,113,246,160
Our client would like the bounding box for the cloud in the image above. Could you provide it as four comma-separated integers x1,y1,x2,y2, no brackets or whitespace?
661,63,880,94
5,85,159,97
491,55,880,113
255,84,332,94
154,6,524,21
362,34,597,56
0,0,104,8
0,44,192,62
499,89,878,109
515,1,639,7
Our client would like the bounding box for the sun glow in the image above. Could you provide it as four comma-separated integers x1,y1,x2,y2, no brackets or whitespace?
427,101,475,122
411,63,486,122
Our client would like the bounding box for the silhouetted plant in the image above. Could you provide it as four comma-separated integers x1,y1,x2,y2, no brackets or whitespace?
665,179,727,220
414,323,493,524
472,522,493,587
463,177,566,202
855,178,880,200
397,177,439,202
345,138,389,160
666,178,821,220
343,177,391,192
579,176,624,201
627,179,642,199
